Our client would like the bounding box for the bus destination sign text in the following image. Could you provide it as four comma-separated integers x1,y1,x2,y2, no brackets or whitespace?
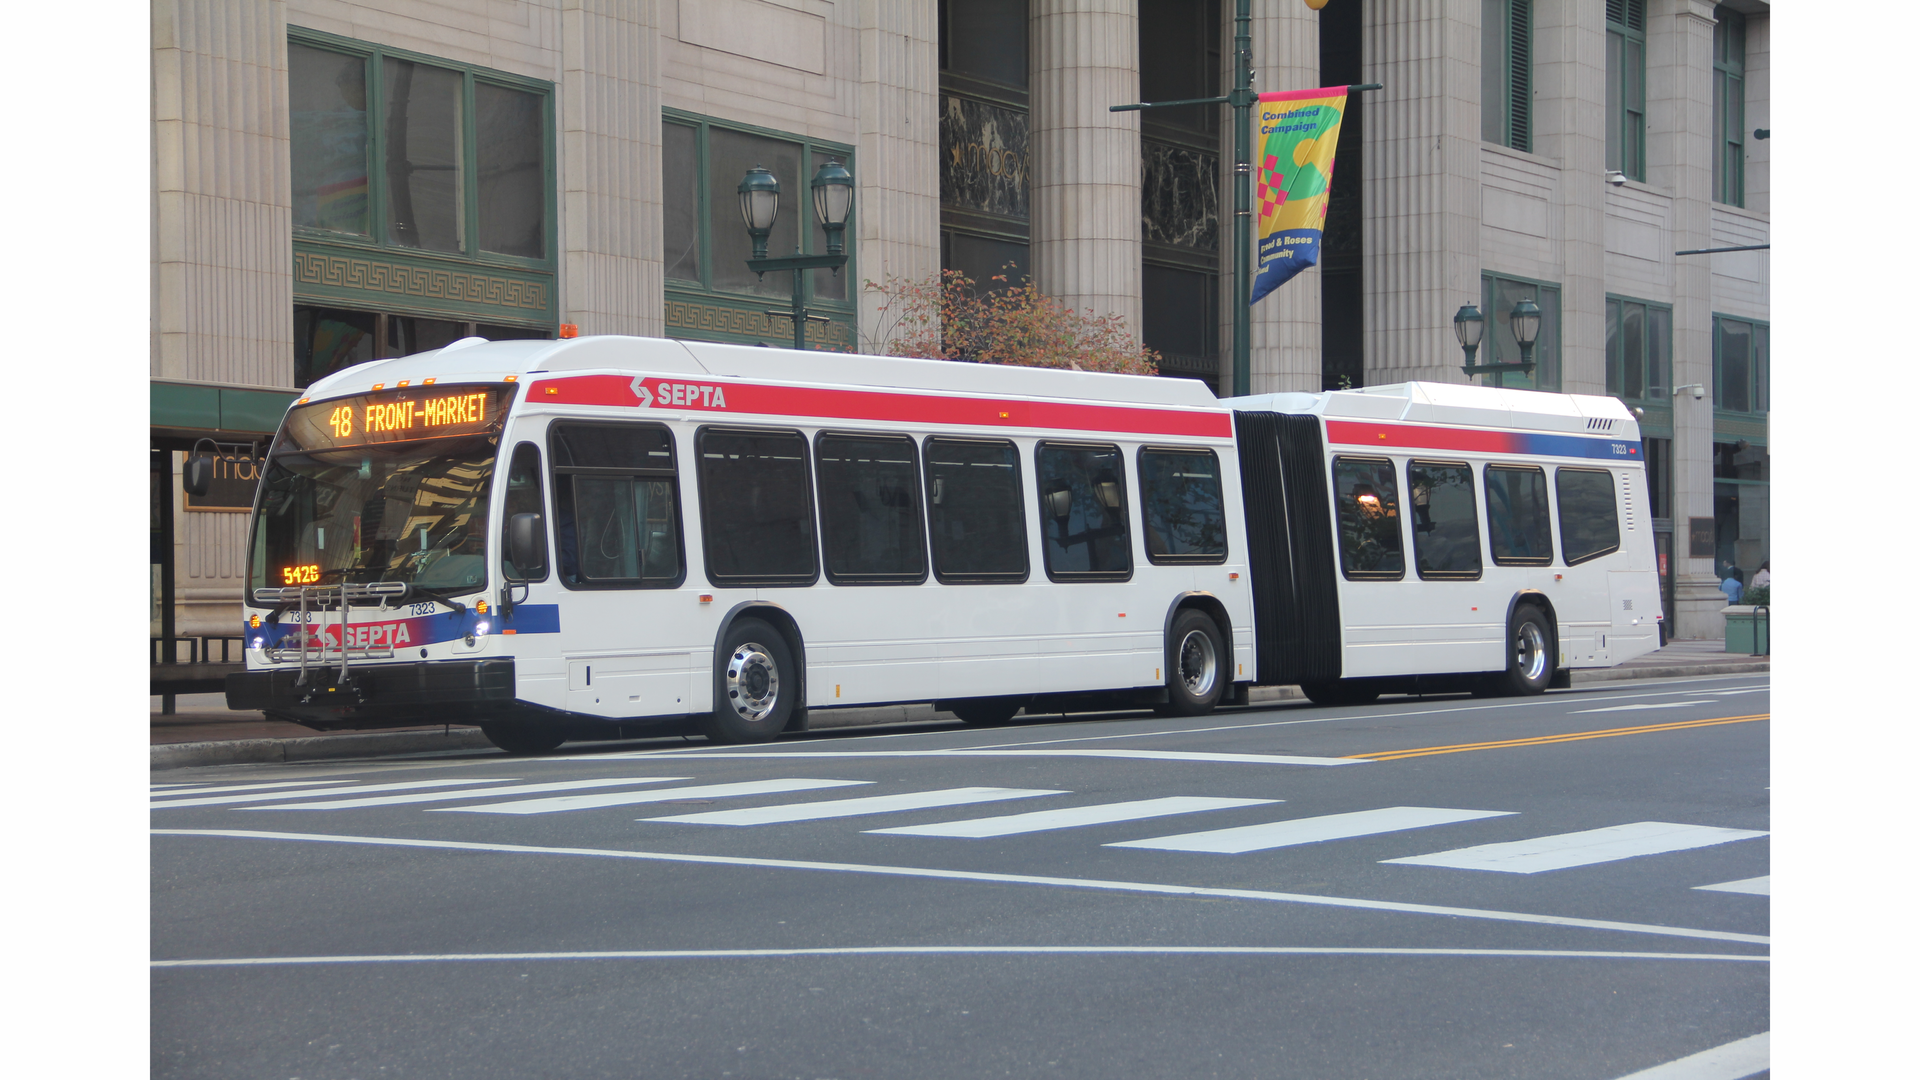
284,384,512,452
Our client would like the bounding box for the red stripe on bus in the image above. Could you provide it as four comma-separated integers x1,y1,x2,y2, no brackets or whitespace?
526,375,1234,439
1325,420,1519,454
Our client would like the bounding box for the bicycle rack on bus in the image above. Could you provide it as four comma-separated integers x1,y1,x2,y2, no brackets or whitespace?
252,582,411,689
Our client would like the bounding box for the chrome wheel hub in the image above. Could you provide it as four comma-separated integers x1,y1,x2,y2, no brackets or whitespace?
725,642,780,722
1177,629,1219,698
1514,622,1548,682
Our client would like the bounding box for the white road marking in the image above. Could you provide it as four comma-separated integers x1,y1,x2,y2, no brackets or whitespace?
430,778,869,815
245,777,693,810
1573,703,1699,713
152,828,1772,946
600,749,1359,766
1109,806,1517,854
150,778,522,809
1383,822,1768,874
1694,875,1770,896
644,787,1065,826
152,945,1770,968
1608,1032,1768,1080
150,780,360,799
866,797,1278,838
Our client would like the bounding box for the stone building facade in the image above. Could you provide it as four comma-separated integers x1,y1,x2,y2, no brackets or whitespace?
152,0,1766,645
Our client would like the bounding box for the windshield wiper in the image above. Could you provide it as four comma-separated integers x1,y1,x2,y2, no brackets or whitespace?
405,587,471,615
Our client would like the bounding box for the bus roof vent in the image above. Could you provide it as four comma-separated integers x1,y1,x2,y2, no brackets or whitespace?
439,336,490,354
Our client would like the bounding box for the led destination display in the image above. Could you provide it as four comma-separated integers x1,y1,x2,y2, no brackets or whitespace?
281,384,513,452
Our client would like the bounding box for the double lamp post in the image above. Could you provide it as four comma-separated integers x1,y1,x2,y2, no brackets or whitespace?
737,158,853,351
1453,297,1541,385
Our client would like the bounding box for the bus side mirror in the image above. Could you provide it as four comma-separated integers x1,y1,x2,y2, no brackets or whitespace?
183,455,214,498
509,513,547,578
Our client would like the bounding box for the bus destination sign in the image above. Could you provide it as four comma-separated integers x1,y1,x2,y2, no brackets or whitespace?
283,384,513,452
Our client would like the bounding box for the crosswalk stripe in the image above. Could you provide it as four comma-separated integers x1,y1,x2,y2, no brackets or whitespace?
866,797,1279,838
1382,821,1768,874
151,778,522,810
642,787,1065,826
1694,875,1769,896
151,780,361,799
245,777,694,810
430,778,869,816
1108,806,1516,854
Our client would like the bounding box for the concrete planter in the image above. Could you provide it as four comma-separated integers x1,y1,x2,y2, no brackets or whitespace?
1722,605,1770,655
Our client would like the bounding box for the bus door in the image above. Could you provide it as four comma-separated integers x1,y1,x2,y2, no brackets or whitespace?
533,421,695,720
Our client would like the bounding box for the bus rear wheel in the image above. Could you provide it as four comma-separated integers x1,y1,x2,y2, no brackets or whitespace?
701,617,795,745
1158,610,1226,717
1298,680,1380,707
480,723,567,755
1499,604,1555,696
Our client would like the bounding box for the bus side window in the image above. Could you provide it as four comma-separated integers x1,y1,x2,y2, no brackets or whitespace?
549,422,686,589
924,437,1029,583
1332,456,1405,579
1407,461,1482,579
1036,442,1131,580
1138,447,1228,563
1555,467,1621,566
697,427,818,587
501,442,548,581
1484,464,1553,566
816,432,927,585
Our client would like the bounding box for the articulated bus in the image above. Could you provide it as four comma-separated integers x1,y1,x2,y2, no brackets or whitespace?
224,335,1660,752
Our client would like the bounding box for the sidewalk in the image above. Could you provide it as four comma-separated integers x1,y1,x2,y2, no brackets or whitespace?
151,639,1768,770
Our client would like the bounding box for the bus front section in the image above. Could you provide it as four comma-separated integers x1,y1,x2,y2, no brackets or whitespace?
226,383,525,731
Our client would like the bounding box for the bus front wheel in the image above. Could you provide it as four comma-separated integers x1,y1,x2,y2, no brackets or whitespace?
702,618,795,744
1499,604,1556,696
1158,610,1227,716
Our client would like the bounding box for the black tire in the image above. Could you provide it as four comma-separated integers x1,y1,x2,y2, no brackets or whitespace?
701,617,796,744
1298,679,1381,706
951,697,1025,726
480,723,567,755
1499,603,1556,696
1160,609,1227,717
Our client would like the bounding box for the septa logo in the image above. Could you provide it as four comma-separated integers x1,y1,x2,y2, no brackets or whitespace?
633,378,729,410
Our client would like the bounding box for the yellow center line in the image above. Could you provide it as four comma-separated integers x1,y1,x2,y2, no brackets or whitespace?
1348,713,1769,762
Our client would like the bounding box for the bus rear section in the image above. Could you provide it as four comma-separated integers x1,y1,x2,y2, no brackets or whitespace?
1224,381,1662,703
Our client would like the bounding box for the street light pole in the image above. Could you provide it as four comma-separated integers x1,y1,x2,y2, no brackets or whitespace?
740,159,853,351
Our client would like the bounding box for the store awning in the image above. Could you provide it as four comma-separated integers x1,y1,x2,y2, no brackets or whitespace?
151,379,299,448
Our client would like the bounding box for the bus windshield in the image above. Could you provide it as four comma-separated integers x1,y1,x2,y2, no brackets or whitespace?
249,435,499,595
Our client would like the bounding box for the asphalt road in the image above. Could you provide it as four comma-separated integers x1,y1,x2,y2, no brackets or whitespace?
152,675,1770,1080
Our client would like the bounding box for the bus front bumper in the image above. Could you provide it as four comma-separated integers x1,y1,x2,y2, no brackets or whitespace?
225,659,517,731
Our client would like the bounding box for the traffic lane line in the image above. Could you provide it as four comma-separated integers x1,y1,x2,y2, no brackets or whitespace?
150,828,1770,948
1608,1031,1768,1080
1345,714,1768,762
151,945,1772,968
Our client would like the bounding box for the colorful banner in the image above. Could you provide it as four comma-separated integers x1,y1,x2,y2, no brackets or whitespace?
1250,86,1349,305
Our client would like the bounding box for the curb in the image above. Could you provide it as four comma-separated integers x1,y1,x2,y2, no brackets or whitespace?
150,666,1762,771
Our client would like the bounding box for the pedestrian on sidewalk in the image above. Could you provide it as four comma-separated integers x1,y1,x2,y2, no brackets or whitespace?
1750,561,1770,590
1719,566,1745,606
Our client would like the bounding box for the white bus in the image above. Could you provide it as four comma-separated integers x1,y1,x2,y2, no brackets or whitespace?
223,335,1659,751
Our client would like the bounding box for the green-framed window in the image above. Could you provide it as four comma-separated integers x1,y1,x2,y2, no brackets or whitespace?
1606,0,1647,182
1713,314,1768,415
1480,273,1560,391
1481,0,1532,153
662,110,856,346
1605,295,1670,402
288,29,554,266
1713,7,1746,207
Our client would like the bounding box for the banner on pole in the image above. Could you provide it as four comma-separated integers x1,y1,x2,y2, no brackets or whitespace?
1250,86,1349,306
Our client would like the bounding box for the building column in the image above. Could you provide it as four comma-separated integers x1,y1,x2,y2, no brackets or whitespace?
1220,0,1322,395
1031,0,1142,338
152,0,292,636
560,0,664,337
1651,0,1722,639
855,0,941,353
1361,0,1482,386
1534,0,1607,397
